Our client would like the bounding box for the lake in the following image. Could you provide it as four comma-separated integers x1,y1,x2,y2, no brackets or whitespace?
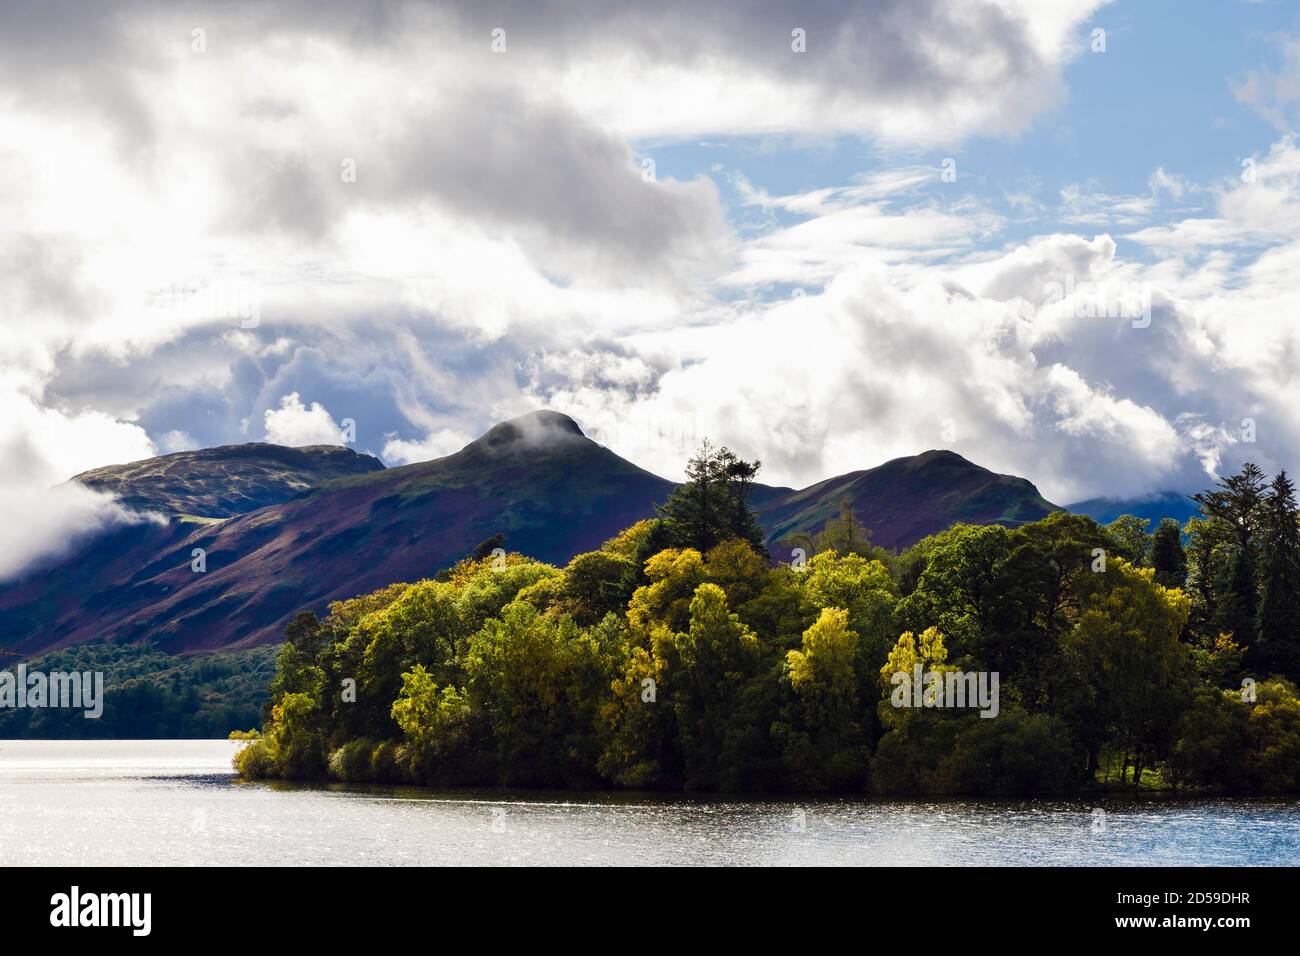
1,740,1296,866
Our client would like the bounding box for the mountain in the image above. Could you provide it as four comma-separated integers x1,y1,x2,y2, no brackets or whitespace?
1066,491,1199,529
0,411,673,655
71,443,385,518
1,414,1065,657
754,449,1060,552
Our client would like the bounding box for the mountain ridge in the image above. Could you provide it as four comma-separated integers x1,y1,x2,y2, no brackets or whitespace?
71,442,385,519
1066,490,1199,529
755,448,1060,551
4,410,1067,655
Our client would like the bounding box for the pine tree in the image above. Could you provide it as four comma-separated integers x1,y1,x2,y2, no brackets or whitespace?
1256,470,1300,679
1215,548,1257,646
1194,463,1266,647
1192,462,1266,552
1150,517,1187,589
657,441,766,554
716,447,764,547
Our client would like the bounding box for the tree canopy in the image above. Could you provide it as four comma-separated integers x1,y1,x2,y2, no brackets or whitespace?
232,454,1300,795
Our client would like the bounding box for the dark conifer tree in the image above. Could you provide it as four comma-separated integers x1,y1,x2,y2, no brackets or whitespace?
1194,463,1266,646
1215,548,1258,645
1256,470,1300,678
1192,462,1266,548
657,440,766,554
1150,517,1187,589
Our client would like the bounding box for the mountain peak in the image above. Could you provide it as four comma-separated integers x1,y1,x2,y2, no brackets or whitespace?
756,446,1059,551
911,449,972,466
70,442,384,519
472,410,586,451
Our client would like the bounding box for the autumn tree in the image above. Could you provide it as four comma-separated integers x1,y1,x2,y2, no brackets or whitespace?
773,608,870,789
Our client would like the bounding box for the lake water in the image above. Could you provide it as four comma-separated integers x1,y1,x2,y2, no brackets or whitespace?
1,740,1296,866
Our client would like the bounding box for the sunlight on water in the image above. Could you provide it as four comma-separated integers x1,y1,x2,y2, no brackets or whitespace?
1,740,1296,866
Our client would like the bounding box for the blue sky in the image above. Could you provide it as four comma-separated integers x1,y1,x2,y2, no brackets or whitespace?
650,0,1298,259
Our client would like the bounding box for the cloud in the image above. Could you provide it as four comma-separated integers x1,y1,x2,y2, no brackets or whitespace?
495,0,1108,143
1127,138,1300,252
263,393,346,446
155,430,198,454
1232,35,1300,131
519,191,1300,506
1058,183,1155,227
382,428,472,465
10,0,1300,586
724,183,1005,289
0,390,156,486
0,387,163,582
0,483,161,583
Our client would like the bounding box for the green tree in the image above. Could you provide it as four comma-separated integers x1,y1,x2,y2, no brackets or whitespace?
1166,686,1250,791
819,498,871,555
1105,514,1152,565
627,547,707,634
784,498,889,561
1061,560,1195,787
391,665,479,785
1216,547,1258,647
557,550,637,626
801,550,898,673
657,440,765,553
773,608,870,789
463,602,615,787
1194,463,1266,647
1190,632,1245,687
1244,678,1300,792
1193,462,1267,551
262,692,325,779
878,626,956,730
661,583,762,788
895,524,1058,693
1150,517,1187,589
1256,470,1300,678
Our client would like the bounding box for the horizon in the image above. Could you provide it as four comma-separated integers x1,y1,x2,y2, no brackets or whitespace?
64,405,1215,507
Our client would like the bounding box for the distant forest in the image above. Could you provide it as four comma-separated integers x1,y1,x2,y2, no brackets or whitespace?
229,445,1300,795
0,642,276,738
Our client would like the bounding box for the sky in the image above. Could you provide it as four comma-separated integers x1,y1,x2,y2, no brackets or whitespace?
6,0,1300,575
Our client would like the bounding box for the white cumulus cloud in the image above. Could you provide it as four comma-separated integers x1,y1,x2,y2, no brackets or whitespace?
263,393,346,447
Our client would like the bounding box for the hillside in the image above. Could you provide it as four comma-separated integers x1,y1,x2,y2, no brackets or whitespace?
71,443,385,518
1066,491,1198,529
3,415,1068,656
0,411,673,655
755,449,1060,551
